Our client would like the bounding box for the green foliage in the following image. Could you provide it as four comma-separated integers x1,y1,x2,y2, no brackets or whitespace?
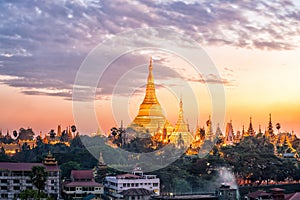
0,148,13,162
60,161,81,179
19,189,54,200
30,166,48,194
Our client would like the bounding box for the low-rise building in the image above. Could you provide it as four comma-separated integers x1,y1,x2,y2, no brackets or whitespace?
104,167,160,200
216,184,237,200
0,151,60,199
62,170,103,199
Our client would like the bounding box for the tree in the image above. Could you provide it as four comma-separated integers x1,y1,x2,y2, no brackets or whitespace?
276,123,281,134
36,135,43,146
71,125,77,136
60,161,81,179
18,128,35,140
13,130,18,138
60,130,69,142
49,129,56,139
19,189,53,200
30,166,48,195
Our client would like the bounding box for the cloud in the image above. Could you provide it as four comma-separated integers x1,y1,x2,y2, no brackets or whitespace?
188,73,234,86
0,0,299,99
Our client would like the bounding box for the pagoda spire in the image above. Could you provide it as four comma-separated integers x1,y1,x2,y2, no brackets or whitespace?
174,97,188,132
130,57,173,134
179,97,184,121
142,57,158,104
248,116,255,136
267,113,274,136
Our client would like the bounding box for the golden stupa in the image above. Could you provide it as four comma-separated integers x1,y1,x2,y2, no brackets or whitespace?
129,58,174,135
169,97,193,146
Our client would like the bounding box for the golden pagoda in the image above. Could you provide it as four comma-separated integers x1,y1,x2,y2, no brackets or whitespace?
129,58,173,135
169,97,192,146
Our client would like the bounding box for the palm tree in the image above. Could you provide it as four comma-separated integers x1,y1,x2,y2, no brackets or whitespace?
71,125,77,137
276,123,281,134
13,130,18,139
30,166,48,195
49,129,56,139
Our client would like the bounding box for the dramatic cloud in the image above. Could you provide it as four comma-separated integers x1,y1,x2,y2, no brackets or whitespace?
0,0,299,99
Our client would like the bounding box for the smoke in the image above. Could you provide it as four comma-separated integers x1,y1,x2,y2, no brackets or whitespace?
217,167,240,199
218,167,238,189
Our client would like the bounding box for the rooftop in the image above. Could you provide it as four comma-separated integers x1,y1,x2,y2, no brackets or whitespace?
64,181,102,187
71,170,94,180
0,162,59,171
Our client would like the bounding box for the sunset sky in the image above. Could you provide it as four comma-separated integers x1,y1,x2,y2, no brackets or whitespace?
0,0,300,136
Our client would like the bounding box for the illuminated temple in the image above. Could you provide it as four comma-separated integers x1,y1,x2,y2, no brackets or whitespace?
128,58,192,146
129,58,174,134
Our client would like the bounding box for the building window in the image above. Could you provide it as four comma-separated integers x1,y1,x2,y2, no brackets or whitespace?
1,186,8,190
76,187,82,191
13,179,20,184
13,186,20,190
135,183,138,187
153,183,158,187
1,179,7,183
2,172,8,176
123,183,126,187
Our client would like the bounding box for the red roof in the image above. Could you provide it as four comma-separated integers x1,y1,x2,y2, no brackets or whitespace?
0,162,59,171
71,170,94,180
246,190,270,199
64,181,102,187
286,192,300,200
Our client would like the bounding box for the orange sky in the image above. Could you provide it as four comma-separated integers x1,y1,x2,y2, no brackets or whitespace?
1,44,300,137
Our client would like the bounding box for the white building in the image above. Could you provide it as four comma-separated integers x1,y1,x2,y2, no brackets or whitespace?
104,168,160,200
0,152,60,200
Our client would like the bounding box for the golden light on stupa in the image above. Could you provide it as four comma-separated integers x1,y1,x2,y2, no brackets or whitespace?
129,57,174,134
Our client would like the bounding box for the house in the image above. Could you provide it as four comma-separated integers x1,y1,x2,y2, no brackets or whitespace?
62,170,103,199
216,184,238,200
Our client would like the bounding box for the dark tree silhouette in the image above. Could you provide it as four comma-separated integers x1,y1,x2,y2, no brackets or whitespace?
49,129,56,139
13,130,18,138
18,128,35,140
60,130,69,142
71,125,77,133
30,166,48,195
276,123,281,134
